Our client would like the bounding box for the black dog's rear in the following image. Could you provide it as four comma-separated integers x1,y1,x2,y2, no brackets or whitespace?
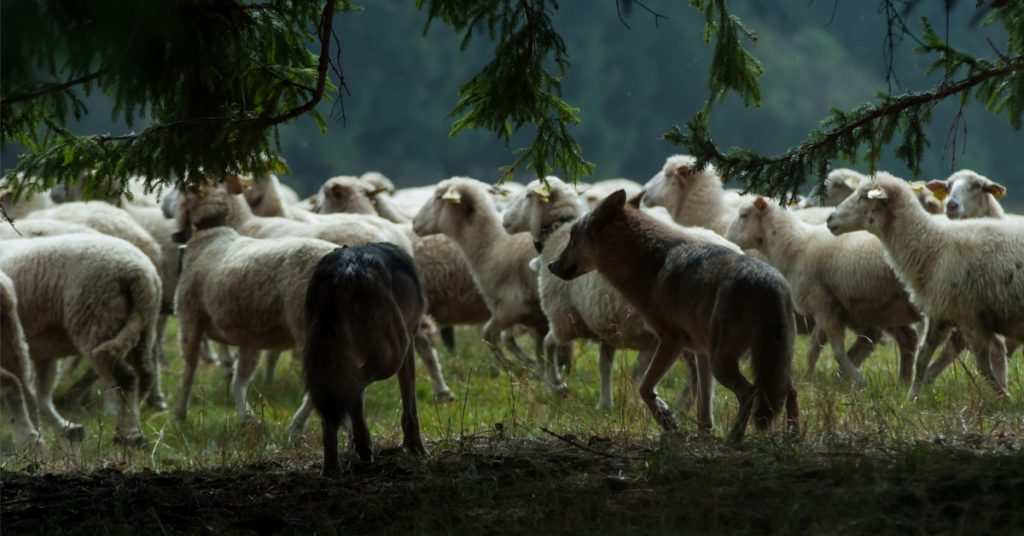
303,242,427,475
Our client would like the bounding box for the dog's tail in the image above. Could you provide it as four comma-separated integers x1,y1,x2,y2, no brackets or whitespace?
751,291,796,431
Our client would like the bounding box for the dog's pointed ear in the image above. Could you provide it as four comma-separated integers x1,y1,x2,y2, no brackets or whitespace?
627,190,644,208
600,189,627,211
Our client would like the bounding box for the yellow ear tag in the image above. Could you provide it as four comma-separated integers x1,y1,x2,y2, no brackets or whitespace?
531,183,551,203
844,176,861,189
911,182,925,194
867,187,888,200
442,186,462,203
239,175,254,189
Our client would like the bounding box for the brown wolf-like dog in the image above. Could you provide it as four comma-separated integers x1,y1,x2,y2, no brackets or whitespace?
548,190,799,442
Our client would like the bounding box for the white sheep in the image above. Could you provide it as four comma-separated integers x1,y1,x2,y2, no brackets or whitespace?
0,233,161,444
0,269,41,445
247,175,457,398
827,172,1024,397
642,155,826,236
577,178,644,210
172,182,339,429
725,197,924,385
926,169,1009,220
824,168,943,214
413,177,556,372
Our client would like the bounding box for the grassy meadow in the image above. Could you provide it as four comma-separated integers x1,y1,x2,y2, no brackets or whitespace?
3,321,1024,534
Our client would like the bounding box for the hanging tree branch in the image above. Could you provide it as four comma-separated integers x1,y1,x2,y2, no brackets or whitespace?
0,70,105,107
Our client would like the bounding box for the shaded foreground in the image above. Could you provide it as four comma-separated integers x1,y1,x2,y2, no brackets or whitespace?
3,437,1024,535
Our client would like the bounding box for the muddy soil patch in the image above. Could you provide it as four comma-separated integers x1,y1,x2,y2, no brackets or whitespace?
4,439,1024,535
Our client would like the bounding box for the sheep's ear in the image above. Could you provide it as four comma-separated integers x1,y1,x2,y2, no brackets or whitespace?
365,185,388,196
753,196,769,211
488,186,509,197
530,182,551,203
866,187,888,200
442,185,462,203
924,180,948,200
223,174,244,194
330,183,346,197
669,164,691,180
984,182,1007,199
843,176,861,189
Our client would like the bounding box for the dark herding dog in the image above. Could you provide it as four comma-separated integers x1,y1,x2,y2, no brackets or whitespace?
549,190,799,442
304,243,427,475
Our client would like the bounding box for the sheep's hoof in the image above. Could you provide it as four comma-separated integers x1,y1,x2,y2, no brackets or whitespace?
434,390,458,403
173,406,189,422
63,423,86,442
595,400,613,411
114,432,148,447
403,440,428,458
549,383,570,398
321,463,343,478
146,394,168,411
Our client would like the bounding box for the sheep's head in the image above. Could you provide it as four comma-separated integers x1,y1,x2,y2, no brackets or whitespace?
317,176,381,215
359,171,395,195
909,182,944,215
501,176,582,238
822,168,866,206
926,170,1006,220
827,172,913,237
549,189,628,280
725,197,772,249
172,174,239,243
642,154,718,211
412,177,492,238
241,171,284,217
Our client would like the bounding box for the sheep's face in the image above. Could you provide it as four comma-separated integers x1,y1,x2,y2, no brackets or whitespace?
242,173,275,215
317,177,377,215
724,198,770,249
413,180,479,237
641,155,711,210
926,171,1006,220
827,179,895,236
823,169,865,206
502,177,581,237
549,189,626,280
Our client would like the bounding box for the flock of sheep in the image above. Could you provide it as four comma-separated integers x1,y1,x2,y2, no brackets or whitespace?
0,155,1021,466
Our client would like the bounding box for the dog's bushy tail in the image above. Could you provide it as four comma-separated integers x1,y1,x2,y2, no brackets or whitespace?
751,292,796,431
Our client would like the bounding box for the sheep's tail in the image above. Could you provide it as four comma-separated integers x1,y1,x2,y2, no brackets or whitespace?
303,247,410,424
90,268,159,366
751,292,796,431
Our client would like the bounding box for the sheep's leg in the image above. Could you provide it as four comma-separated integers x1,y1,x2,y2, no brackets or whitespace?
231,347,260,421
398,345,427,457
502,330,536,366
217,343,235,370
631,350,653,382
637,337,684,431
155,314,169,368
908,320,953,399
847,326,882,367
922,329,966,385
286,393,317,436
263,350,282,384
198,339,217,365
439,326,456,353
963,332,1008,396
803,328,825,379
822,320,865,387
540,332,568,396
596,343,615,410
34,359,84,441
413,330,455,402
481,318,521,371
0,369,41,445
173,324,203,421
86,349,145,444
674,352,699,414
889,325,919,384
694,353,715,434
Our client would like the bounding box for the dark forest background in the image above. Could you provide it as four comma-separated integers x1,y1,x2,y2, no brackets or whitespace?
4,1,1021,206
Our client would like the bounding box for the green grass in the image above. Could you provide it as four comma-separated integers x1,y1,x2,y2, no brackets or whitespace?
2,320,1022,473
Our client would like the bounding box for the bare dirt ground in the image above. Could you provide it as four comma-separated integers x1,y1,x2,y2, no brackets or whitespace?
4,435,1024,535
